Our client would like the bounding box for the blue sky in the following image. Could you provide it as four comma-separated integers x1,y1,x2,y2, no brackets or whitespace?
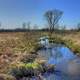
0,0,80,29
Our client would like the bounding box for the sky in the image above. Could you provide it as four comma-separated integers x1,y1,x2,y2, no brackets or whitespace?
0,0,80,29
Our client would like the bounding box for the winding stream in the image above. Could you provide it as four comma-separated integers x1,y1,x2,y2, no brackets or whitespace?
37,38,80,80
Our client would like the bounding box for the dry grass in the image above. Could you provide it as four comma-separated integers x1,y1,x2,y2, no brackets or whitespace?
0,31,80,74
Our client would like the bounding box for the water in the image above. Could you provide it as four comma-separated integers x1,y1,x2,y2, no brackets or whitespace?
37,44,80,80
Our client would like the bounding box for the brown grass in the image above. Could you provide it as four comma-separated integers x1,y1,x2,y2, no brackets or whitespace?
0,31,80,74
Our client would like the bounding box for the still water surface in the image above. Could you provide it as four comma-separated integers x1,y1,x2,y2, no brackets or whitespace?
37,44,80,80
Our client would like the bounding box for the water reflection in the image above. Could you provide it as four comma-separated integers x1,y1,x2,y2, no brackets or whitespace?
38,44,80,80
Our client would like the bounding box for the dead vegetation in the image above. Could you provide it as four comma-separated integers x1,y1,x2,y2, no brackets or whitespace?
0,31,80,79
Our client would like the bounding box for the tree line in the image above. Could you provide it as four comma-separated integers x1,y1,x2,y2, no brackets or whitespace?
0,9,80,32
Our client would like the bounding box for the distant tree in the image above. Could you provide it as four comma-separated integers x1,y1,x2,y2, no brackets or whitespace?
27,22,31,31
33,24,38,30
77,23,80,31
44,9,63,37
24,22,31,40
22,22,26,29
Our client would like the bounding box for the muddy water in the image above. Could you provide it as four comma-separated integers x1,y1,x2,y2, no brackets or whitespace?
37,44,80,80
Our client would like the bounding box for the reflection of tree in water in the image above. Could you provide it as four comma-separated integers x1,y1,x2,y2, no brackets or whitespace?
49,47,63,59
49,48,53,57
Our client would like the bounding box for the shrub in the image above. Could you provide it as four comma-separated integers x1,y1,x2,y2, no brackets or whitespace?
10,62,43,79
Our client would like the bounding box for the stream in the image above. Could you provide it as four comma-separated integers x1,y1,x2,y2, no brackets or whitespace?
37,37,80,80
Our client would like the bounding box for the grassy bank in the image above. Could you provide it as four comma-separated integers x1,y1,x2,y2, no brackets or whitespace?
0,31,80,79
49,36,80,56
50,32,80,56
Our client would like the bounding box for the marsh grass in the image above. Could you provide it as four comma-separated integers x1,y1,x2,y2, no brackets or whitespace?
0,31,80,79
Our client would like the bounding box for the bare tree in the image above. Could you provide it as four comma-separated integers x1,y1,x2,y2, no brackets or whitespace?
54,24,60,30
22,22,26,29
44,9,63,37
27,22,31,31
77,23,80,31
33,24,38,30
